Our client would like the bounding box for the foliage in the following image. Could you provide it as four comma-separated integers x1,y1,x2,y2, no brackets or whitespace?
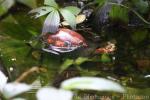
29,0,81,33
109,5,129,23
0,70,125,100
0,71,31,99
0,0,37,16
94,0,150,26
61,77,125,93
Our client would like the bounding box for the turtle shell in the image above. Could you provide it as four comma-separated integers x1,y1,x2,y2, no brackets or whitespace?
42,28,87,54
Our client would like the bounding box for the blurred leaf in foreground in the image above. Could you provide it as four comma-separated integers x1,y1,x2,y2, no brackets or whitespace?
61,77,125,93
36,87,73,100
0,0,15,16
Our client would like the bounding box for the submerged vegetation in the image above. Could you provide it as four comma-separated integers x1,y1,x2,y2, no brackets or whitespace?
0,0,150,100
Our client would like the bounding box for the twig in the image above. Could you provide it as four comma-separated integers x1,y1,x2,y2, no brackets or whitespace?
15,66,47,83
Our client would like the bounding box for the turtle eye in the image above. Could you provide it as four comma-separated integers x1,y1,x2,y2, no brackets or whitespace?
64,41,71,47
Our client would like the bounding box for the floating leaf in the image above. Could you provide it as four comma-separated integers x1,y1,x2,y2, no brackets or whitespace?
60,8,76,29
29,7,54,18
61,77,125,93
36,87,73,100
44,0,58,8
76,14,86,24
42,10,60,33
64,6,81,16
0,71,7,92
3,83,32,99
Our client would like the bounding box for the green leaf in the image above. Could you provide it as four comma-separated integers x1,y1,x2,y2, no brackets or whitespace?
44,0,58,8
101,54,111,63
29,7,55,18
59,59,74,73
61,77,125,93
109,5,129,23
64,6,81,16
75,57,90,65
0,13,41,40
60,8,76,29
42,10,60,33
0,17,32,40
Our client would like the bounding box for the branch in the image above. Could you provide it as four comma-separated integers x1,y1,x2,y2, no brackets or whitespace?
15,66,47,83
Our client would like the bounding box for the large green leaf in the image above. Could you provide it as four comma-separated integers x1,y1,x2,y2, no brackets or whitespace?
60,8,76,29
0,13,41,40
29,6,55,18
0,17,32,40
64,6,81,16
44,0,58,8
42,10,60,33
